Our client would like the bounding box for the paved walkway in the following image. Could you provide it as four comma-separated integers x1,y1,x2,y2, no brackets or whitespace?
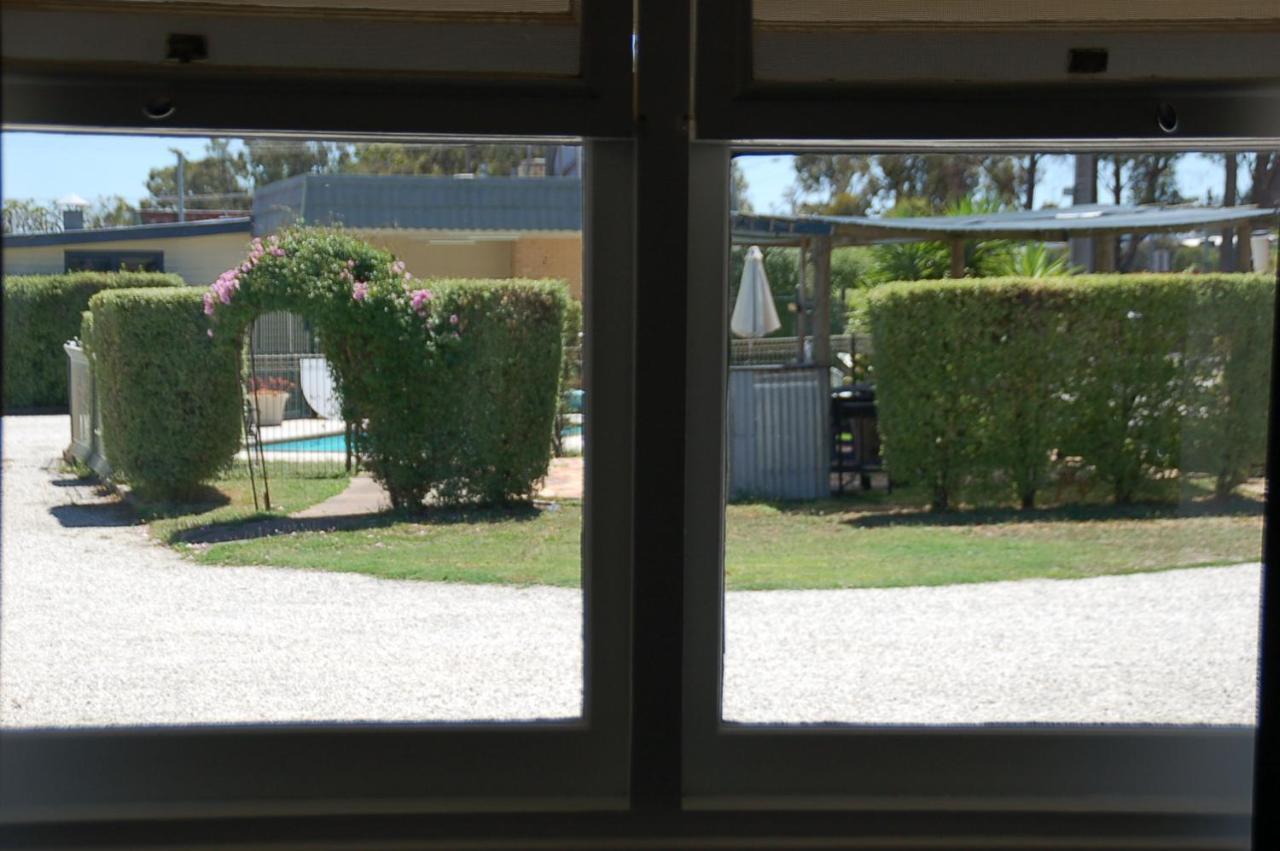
292,458,583,519
0,415,1262,728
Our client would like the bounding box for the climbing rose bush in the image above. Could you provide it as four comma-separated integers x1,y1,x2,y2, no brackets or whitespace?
206,227,565,509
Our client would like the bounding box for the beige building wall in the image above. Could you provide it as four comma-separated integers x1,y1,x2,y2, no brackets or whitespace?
5,229,585,297
357,232,514,281
512,234,583,299
2,232,250,286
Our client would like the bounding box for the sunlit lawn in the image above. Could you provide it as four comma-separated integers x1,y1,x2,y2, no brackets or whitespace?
160,477,1265,591
141,464,350,544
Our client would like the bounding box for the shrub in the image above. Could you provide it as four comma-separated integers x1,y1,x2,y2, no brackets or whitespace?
1181,275,1275,498
204,227,566,508
1058,277,1193,504
867,274,1273,511
553,296,583,457
411,280,567,504
3,272,182,410
87,287,242,499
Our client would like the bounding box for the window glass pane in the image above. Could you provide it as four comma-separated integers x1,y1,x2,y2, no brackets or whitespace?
1,133,587,726
723,149,1275,725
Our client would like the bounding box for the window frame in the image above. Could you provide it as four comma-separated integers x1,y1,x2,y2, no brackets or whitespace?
0,136,636,824
678,1,1278,837
2,0,1278,845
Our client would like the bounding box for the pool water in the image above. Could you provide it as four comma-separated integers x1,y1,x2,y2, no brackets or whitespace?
266,426,581,453
265,433,348,453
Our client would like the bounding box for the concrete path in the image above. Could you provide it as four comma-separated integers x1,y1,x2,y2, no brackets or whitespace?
292,457,583,519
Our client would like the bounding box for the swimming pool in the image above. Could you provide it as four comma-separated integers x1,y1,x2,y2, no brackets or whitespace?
263,433,348,453
265,427,581,454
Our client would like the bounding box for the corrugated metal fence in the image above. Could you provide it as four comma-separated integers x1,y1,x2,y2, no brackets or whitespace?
727,366,828,501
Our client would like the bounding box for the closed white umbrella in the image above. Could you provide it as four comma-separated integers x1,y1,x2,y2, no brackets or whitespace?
731,245,782,339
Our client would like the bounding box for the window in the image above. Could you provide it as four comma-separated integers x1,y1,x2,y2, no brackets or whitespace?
1,1,1277,846
65,250,163,272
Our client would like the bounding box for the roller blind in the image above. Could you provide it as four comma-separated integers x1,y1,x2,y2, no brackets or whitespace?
754,0,1280,27
2,0,581,76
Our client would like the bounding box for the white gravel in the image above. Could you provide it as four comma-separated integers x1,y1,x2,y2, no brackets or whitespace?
724,563,1262,725
1,415,1263,728
0,415,582,726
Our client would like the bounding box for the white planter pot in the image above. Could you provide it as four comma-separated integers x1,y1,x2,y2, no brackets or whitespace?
252,390,289,427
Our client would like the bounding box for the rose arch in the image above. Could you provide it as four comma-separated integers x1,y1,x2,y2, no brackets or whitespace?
204,227,565,510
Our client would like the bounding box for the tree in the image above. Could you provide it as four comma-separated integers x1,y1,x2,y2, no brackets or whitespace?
239,139,351,187
341,143,554,177
730,160,753,213
790,153,1025,216
1220,154,1239,272
1117,153,1184,271
1246,151,1280,207
86,195,138,229
143,139,249,211
2,199,62,234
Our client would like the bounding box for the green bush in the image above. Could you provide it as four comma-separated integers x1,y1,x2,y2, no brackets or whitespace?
204,227,566,508
410,280,567,504
1181,276,1275,497
87,287,242,499
867,274,1273,511
3,272,182,410
554,296,584,456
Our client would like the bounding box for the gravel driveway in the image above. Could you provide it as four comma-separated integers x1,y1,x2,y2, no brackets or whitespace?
1,415,1262,728
1,416,582,726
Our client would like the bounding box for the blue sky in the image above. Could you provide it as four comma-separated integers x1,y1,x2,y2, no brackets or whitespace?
2,133,225,205
736,152,1224,214
2,131,1226,213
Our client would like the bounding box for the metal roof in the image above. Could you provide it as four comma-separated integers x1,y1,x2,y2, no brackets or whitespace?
2,217,252,248
252,174,582,236
732,204,1278,245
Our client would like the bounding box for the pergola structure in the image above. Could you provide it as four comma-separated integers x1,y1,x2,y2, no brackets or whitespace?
731,203,1278,369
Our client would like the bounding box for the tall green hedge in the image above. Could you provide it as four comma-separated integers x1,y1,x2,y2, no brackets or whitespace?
867,274,1273,510
86,287,242,499
3,272,183,410
364,279,567,505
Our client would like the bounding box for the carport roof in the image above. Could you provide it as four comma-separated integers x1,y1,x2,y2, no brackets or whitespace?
732,203,1278,245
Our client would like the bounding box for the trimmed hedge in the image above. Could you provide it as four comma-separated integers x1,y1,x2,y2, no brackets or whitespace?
203,227,566,508
378,280,568,505
867,274,1273,510
3,272,182,410
86,287,242,499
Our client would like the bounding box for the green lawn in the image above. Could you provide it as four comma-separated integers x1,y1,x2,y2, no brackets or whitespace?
166,479,1265,591
141,465,350,544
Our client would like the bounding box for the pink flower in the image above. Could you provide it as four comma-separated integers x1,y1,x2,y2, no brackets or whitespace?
346,259,356,269
210,270,240,305
207,328,215,338
270,247,285,257
410,289,433,314
352,281,369,301
391,260,406,275
203,292,215,316
449,314,459,325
